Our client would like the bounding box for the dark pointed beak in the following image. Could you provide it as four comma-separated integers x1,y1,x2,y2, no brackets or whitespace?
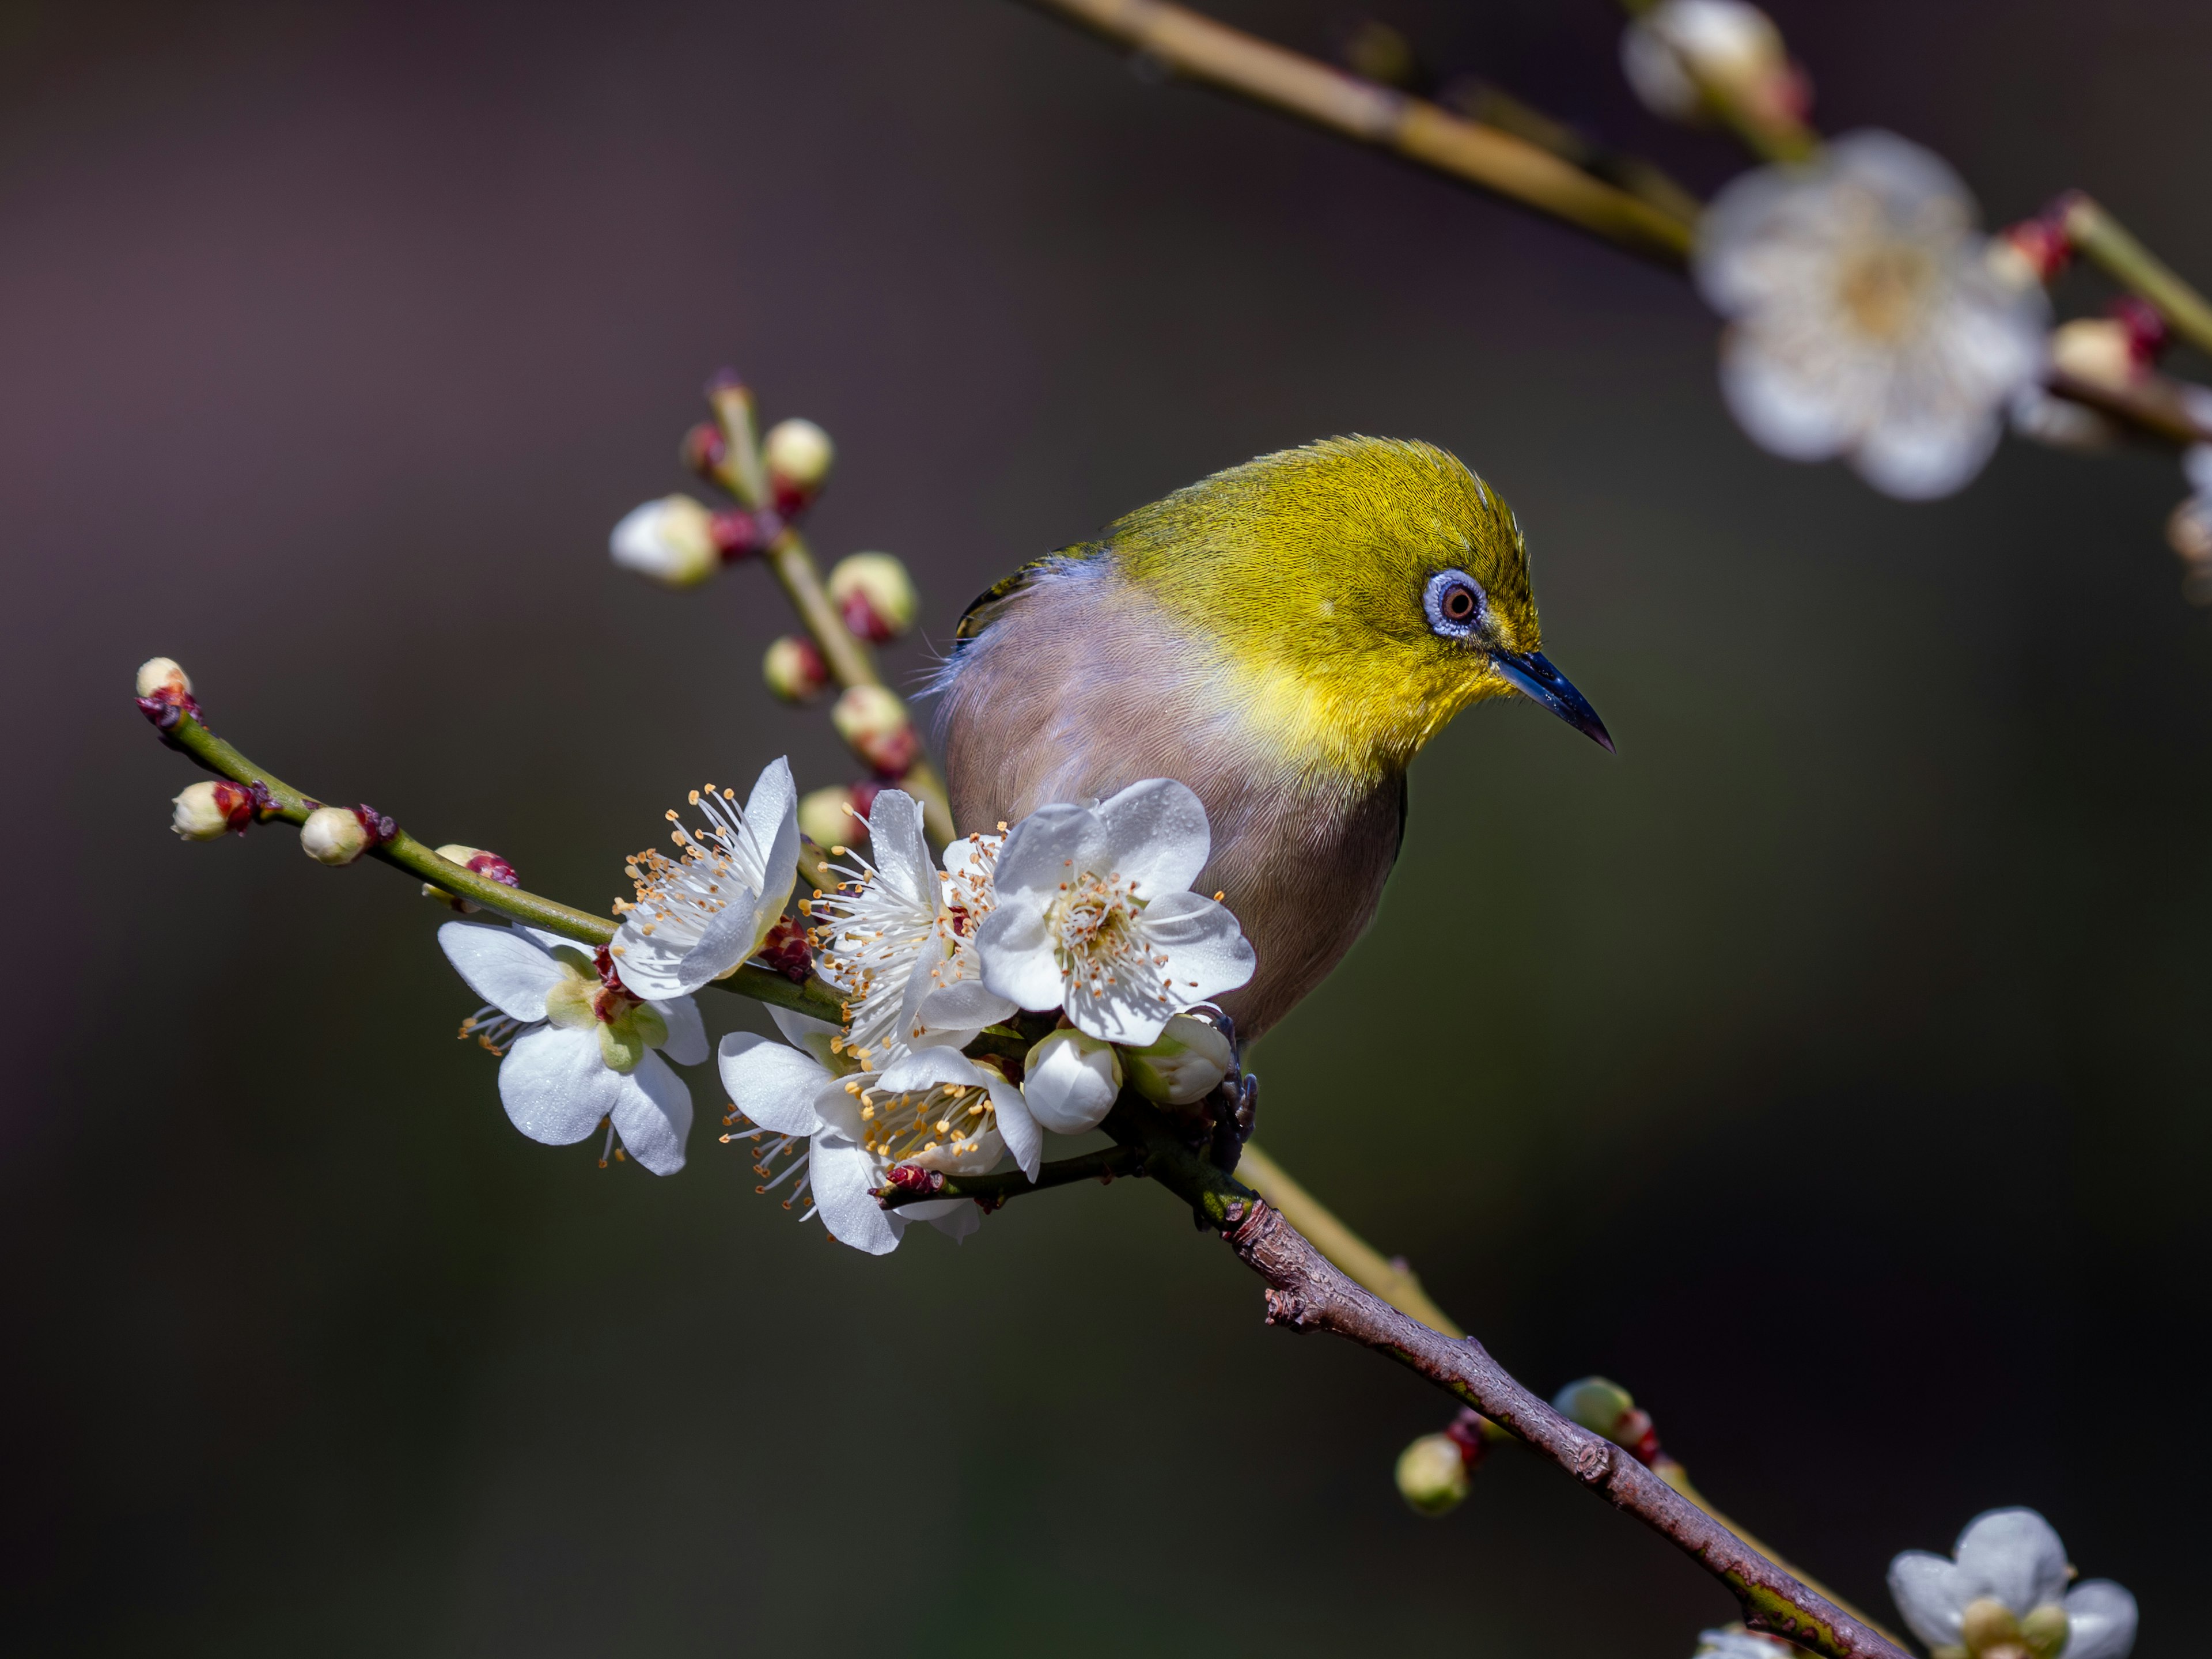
1492,650,1614,752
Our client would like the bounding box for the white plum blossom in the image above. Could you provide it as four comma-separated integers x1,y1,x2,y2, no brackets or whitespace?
976,778,1255,1046
807,789,1016,1067
441,920,705,1175
611,758,800,999
1695,130,2050,499
1889,1509,2137,1659
718,1013,1041,1255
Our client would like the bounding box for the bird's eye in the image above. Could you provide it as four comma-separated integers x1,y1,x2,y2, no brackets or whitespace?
1423,570,1486,639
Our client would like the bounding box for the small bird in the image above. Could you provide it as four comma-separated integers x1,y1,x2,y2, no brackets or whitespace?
934,436,1610,1041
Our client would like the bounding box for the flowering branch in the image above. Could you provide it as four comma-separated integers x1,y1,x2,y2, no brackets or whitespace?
1019,0,1696,262
2061,192,2212,362
150,696,847,1027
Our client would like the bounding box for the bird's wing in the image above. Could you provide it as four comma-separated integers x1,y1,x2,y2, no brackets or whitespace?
953,541,1108,643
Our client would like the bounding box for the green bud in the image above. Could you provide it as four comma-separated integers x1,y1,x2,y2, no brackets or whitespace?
763,418,835,494
1125,1014,1234,1105
1551,1377,1635,1438
1394,1433,1471,1516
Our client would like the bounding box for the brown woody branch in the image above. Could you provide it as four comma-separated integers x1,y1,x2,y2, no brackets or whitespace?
1106,1107,1907,1659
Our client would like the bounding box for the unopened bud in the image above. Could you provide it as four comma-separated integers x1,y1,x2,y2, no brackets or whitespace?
798,783,864,850
422,843,518,912
609,495,719,588
680,420,728,479
301,805,369,866
2050,318,2139,391
762,418,834,510
1552,1377,1636,1438
1126,1014,1234,1105
827,552,918,643
758,914,813,983
763,634,831,703
831,684,918,776
137,657,192,701
1022,1028,1123,1134
1621,0,1791,123
171,779,253,841
1394,1433,1471,1517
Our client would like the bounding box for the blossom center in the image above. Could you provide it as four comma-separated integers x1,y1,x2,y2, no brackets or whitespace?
1046,869,1166,1003
847,1077,996,1167
1835,240,1935,342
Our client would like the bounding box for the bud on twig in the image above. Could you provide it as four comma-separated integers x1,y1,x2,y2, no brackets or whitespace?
1125,1014,1236,1105
762,418,834,514
300,803,394,868
798,784,864,850
830,684,918,776
762,635,831,703
609,496,721,588
1551,1376,1664,1464
827,552,918,644
171,779,260,840
757,914,813,982
421,843,519,911
680,420,728,479
135,656,201,733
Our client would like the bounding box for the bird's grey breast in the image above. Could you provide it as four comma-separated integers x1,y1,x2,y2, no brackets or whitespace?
933,561,1403,1039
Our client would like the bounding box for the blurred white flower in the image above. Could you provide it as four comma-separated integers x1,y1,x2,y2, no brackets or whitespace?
1889,1508,2137,1659
611,759,800,999
1692,1628,1801,1659
809,789,1018,1068
441,921,704,1175
2166,442,2212,603
1621,0,1790,123
976,778,1255,1046
1696,131,2050,499
718,1015,1041,1254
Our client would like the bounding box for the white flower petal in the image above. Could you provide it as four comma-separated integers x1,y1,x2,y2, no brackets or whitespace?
653,994,707,1066
912,978,1018,1034
810,1133,905,1254
1093,777,1211,899
609,1050,692,1175
1062,974,1179,1047
917,1198,981,1241
612,889,762,999
740,757,802,941
1718,330,1862,462
1850,408,2001,500
497,1024,624,1147
989,802,1108,900
810,1071,874,1141
1954,1509,2069,1614
2059,1581,2138,1659
993,1078,1044,1179
1137,890,1256,1002
439,920,565,1022
975,898,1069,1012
940,831,1002,882
717,1033,832,1136
864,789,934,907
876,1047,989,1096
1888,1550,1967,1649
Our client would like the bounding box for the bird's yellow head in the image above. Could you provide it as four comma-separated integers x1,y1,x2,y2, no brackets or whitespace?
1107,436,1611,782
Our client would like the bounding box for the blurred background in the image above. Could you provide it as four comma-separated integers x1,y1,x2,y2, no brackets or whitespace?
5,1,2208,1652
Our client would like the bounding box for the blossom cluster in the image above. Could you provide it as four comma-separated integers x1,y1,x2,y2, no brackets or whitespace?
434,761,1256,1253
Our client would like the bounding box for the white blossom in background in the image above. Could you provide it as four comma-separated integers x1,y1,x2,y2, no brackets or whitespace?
719,1017,1041,1255
976,778,1255,1046
808,789,1016,1067
611,758,800,999
1692,1628,1801,1659
609,495,721,587
1695,131,2050,499
441,921,705,1174
1889,1509,2137,1659
1621,0,1787,123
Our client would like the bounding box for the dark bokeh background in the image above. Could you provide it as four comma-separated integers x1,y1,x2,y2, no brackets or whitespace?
5,1,2208,1652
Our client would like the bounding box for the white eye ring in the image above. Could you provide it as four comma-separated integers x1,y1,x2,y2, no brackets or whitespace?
1423,570,1486,639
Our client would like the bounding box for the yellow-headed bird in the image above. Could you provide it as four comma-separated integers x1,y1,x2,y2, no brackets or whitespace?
935,436,1610,1041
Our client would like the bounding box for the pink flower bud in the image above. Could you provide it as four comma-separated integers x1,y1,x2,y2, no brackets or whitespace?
827,552,918,643
763,418,833,514
135,656,202,733
757,914,813,983
762,635,831,703
422,843,519,911
831,684,918,776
